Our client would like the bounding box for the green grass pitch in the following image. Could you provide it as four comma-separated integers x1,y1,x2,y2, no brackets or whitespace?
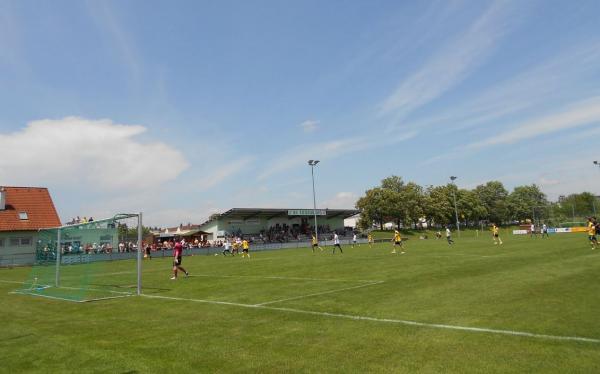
1,232,600,373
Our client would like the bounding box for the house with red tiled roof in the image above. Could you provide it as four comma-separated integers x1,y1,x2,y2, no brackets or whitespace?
0,187,61,266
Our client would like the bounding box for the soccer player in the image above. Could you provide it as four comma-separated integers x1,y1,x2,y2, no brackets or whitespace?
241,239,250,258
332,233,343,254
144,242,152,260
530,223,537,238
368,233,374,248
352,233,358,248
222,239,232,256
391,230,404,254
445,227,454,245
311,234,323,252
587,217,598,250
492,224,503,245
541,223,550,238
171,241,189,279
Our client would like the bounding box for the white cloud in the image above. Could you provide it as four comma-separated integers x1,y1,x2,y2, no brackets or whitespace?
538,177,560,187
323,192,358,209
467,96,600,149
0,116,189,190
379,1,514,125
300,120,319,133
197,156,254,191
258,131,417,180
405,40,600,134
86,1,141,82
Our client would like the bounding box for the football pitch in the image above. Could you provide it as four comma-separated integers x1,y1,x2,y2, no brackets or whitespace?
2,233,600,373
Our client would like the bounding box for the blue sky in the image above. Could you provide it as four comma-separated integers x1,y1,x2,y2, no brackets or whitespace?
1,0,599,226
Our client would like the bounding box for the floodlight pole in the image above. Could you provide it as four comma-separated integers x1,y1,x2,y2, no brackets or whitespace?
308,160,320,243
56,227,61,287
450,176,460,237
137,212,142,296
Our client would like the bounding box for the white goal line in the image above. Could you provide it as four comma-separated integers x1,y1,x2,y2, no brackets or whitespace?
140,294,600,344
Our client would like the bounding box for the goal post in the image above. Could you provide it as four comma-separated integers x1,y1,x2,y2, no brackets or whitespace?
15,212,144,302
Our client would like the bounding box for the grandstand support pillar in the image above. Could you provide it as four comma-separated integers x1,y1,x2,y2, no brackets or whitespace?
56,228,61,287
137,212,142,296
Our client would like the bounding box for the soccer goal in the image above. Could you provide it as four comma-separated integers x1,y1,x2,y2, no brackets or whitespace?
14,213,144,302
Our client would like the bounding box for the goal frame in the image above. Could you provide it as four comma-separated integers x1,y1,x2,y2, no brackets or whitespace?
53,212,143,296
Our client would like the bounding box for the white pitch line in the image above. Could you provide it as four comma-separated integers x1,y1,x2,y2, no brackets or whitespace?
140,294,600,344
1,279,133,295
255,281,384,306
188,274,381,283
10,291,84,303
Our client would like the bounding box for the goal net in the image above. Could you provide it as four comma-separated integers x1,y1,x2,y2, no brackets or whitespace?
14,213,143,302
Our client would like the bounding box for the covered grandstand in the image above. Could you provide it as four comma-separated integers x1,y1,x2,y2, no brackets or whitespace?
198,208,359,243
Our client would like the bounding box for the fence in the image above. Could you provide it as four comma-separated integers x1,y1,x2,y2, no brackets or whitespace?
0,238,370,267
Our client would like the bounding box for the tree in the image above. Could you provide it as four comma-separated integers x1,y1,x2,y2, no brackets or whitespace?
380,175,405,193
474,181,509,224
556,192,599,220
456,189,487,225
400,182,425,228
356,187,396,230
507,184,548,222
423,185,454,226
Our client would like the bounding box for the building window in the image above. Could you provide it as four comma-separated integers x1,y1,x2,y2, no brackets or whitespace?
19,212,28,220
0,238,4,247
8,237,33,247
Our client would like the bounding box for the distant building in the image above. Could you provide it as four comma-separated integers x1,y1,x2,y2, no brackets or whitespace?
0,187,61,266
198,208,359,242
153,224,208,242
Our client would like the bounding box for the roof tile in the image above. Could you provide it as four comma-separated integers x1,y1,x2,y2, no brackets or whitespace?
0,187,61,231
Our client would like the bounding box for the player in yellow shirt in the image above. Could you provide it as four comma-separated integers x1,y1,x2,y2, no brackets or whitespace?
391,230,404,254
311,234,323,253
587,217,597,250
492,224,503,245
241,239,250,258
368,233,374,249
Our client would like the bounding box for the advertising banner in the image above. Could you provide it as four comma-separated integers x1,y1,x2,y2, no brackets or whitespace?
288,209,327,216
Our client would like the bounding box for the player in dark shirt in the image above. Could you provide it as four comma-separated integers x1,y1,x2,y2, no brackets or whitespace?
171,241,189,279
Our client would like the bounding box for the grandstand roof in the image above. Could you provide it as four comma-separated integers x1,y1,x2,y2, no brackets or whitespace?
200,208,360,226
0,186,61,231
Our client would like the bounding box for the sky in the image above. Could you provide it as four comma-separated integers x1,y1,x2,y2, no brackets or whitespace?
1,0,599,227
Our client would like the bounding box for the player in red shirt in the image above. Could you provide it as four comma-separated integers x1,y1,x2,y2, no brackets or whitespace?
171,241,189,280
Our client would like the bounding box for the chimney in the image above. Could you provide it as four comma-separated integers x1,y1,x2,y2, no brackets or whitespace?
0,187,5,210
